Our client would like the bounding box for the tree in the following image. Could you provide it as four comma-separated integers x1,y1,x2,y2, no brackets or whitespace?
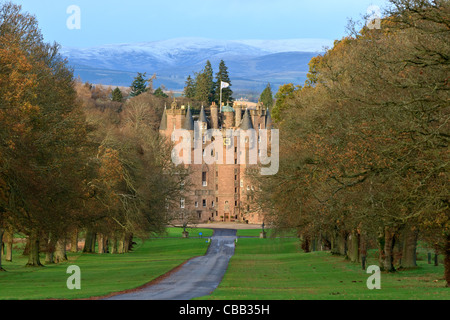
154,87,168,98
183,75,196,99
130,72,155,97
259,83,274,110
250,0,449,286
0,2,91,267
111,87,123,102
214,60,233,105
271,83,301,123
194,61,215,104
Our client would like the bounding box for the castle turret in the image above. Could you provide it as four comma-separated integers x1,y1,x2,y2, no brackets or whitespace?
182,106,194,131
222,103,235,129
159,106,167,131
210,102,219,129
240,108,253,130
198,105,208,131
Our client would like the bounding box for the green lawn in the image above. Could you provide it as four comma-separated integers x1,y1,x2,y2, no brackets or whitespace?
0,230,210,300
156,227,214,238
1,228,448,300
204,237,449,300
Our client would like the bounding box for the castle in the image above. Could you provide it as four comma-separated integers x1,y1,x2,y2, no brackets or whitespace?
159,100,273,225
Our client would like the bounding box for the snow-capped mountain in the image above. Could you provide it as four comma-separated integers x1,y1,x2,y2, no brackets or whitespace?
61,38,332,94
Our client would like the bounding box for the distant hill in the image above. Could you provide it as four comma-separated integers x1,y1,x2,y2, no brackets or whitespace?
61,37,331,96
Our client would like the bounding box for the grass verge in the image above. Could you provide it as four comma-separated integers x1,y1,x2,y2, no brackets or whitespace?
203,237,449,300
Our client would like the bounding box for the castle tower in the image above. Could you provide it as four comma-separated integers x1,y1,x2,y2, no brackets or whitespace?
210,102,219,129
222,103,235,129
198,105,208,131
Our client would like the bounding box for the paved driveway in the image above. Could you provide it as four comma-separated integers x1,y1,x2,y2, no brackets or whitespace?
106,229,237,300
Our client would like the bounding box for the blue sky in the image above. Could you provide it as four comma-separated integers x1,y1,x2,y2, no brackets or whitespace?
14,0,388,48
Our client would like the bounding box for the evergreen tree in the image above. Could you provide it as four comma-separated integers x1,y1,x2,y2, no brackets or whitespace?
184,75,196,99
130,72,148,97
111,87,123,102
203,60,215,104
194,61,215,104
154,87,168,98
214,60,233,105
260,83,274,110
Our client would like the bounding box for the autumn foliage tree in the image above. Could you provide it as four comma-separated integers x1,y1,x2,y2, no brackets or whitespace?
252,0,449,286
0,2,185,269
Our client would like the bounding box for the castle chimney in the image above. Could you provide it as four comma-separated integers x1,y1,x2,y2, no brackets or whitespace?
234,104,242,128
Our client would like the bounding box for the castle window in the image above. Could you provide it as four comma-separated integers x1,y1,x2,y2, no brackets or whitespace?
195,201,198,208
212,201,215,207
203,199,206,207
240,180,244,187
202,172,207,187
180,198,185,209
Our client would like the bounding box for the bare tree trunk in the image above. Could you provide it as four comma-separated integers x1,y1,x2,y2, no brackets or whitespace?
45,233,56,264
26,230,43,267
0,228,5,271
54,238,67,263
360,231,368,270
110,237,118,254
444,234,450,288
330,229,339,255
97,234,107,254
379,226,396,272
70,228,78,253
5,230,13,262
400,227,418,269
348,230,360,263
338,231,348,258
301,235,311,253
83,230,96,253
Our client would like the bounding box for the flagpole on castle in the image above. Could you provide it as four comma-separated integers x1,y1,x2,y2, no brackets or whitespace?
219,81,229,113
220,82,223,113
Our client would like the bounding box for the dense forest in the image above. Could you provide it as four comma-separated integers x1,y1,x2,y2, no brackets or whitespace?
251,0,449,286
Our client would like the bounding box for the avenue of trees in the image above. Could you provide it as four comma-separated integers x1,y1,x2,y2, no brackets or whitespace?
253,0,449,286
0,2,186,269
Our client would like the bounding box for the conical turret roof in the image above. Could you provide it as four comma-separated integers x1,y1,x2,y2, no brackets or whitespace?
183,106,194,130
198,105,208,124
240,108,253,130
159,106,167,130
